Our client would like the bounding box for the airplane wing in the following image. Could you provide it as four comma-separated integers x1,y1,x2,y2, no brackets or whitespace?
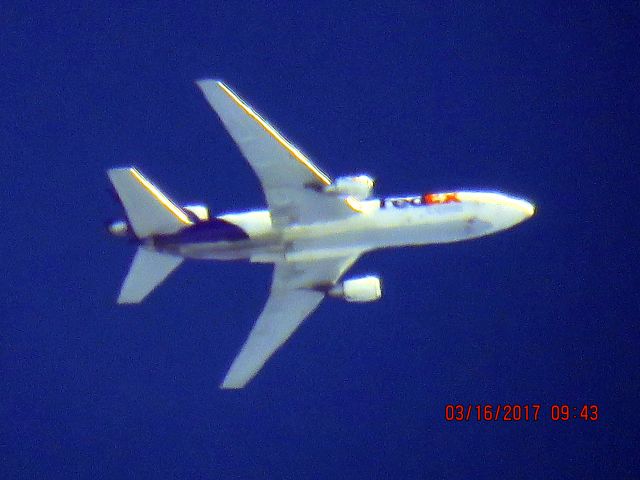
196,80,360,227
221,254,361,389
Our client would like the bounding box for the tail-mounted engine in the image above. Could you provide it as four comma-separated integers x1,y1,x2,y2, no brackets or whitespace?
107,204,210,238
107,219,130,237
328,275,382,302
324,175,374,200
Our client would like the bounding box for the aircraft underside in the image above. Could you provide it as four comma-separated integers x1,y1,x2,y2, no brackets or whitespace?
154,202,497,263
106,80,534,388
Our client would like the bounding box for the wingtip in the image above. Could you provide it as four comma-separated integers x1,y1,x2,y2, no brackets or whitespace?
219,381,243,390
107,166,138,181
195,78,226,90
220,370,253,389
117,293,140,305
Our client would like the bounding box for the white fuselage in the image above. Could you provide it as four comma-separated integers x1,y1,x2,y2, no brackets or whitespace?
158,191,535,263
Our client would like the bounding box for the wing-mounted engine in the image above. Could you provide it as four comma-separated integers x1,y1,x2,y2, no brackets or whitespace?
328,275,382,302
325,175,374,200
183,204,210,222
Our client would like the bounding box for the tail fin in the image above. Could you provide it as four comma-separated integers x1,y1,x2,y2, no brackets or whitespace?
107,167,192,238
117,246,183,304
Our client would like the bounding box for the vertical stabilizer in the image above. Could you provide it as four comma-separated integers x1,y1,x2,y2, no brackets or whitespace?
107,167,192,238
117,247,183,304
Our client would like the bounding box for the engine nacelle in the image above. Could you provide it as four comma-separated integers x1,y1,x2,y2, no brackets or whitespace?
329,275,382,302
325,175,374,200
183,204,210,221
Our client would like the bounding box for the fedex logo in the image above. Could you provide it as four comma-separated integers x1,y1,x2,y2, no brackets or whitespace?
380,192,460,209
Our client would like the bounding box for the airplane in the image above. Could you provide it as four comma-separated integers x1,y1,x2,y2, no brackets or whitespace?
107,80,535,389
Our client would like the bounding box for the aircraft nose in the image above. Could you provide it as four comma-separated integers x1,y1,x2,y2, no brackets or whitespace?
477,193,535,230
498,196,535,231
456,191,535,232
511,198,535,221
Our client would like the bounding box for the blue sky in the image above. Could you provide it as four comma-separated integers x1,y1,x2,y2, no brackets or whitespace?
2,2,639,478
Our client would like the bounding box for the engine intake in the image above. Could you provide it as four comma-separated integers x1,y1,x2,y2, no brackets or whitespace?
329,275,382,302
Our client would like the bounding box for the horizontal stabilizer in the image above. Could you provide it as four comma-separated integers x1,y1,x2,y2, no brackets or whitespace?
117,246,183,304
108,167,192,238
